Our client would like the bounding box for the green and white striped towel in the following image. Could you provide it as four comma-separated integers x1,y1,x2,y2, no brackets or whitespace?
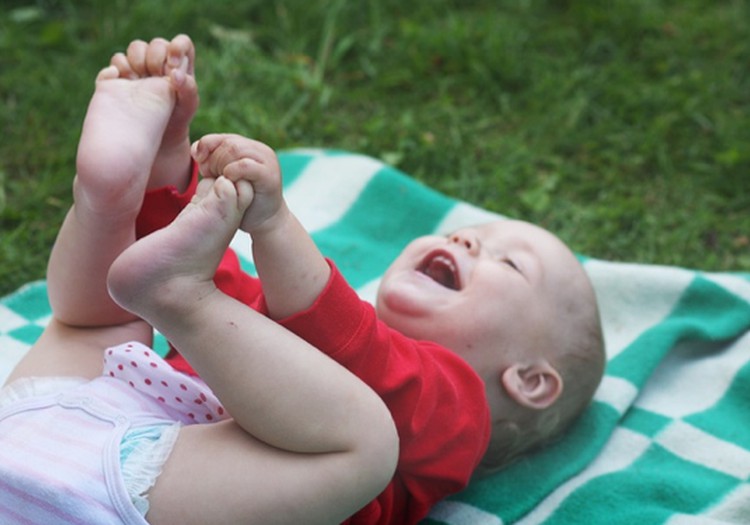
2,150,748,524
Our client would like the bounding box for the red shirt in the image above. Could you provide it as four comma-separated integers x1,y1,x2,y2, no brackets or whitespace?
279,264,491,524
137,170,491,524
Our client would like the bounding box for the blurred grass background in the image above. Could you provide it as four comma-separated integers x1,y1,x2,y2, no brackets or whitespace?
1,0,748,296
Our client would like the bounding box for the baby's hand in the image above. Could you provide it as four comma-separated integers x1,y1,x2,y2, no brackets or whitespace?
191,134,283,233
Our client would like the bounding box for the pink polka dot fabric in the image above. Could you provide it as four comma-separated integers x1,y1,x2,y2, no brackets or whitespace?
103,341,229,424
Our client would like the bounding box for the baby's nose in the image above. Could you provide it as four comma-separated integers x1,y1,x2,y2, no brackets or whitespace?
450,230,481,255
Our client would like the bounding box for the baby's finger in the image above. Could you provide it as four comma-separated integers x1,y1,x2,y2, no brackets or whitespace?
191,135,231,169
191,135,240,178
145,37,170,76
220,158,264,183
207,139,273,181
125,40,148,77
191,134,254,176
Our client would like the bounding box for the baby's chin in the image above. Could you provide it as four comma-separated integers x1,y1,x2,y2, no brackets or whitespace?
375,291,420,338
375,274,429,321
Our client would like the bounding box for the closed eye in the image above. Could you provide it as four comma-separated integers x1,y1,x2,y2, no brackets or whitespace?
502,258,521,273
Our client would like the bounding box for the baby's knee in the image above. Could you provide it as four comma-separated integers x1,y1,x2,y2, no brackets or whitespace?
355,403,400,496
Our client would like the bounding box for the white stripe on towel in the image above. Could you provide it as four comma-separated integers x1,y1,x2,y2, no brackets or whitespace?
585,261,694,360
429,500,503,525
655,421,750,480
594,375,638,415
286,154,384,233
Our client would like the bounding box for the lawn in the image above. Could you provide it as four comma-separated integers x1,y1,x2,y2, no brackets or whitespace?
1,0,748,296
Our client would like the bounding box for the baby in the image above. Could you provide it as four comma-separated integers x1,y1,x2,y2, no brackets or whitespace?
120,33,605,523
5,34,605,525
128,36,605,521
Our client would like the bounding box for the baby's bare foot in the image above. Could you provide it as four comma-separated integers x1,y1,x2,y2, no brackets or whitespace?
108,177,254,318
111,35,199,191
75,64,177,215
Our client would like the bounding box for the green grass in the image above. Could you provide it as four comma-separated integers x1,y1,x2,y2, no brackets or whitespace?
1,0,749,296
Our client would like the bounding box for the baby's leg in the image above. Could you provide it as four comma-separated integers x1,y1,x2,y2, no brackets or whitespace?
47,60,180,327
107,179,398,524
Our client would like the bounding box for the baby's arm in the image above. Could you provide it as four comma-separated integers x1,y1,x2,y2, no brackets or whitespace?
192,134,330,319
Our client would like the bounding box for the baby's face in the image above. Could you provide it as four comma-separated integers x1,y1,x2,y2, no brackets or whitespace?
376,220,587,378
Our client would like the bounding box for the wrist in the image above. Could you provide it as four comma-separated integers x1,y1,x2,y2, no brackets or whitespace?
245,201,293,238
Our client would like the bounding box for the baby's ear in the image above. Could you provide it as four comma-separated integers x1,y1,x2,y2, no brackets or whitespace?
500,361,563,410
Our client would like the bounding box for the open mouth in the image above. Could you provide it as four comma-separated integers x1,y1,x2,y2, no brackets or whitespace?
418,251,461,290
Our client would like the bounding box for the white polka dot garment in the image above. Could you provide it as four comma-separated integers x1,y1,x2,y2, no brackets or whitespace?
103,341,229,424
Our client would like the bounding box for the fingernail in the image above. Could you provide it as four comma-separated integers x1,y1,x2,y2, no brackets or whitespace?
190,141,202,160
